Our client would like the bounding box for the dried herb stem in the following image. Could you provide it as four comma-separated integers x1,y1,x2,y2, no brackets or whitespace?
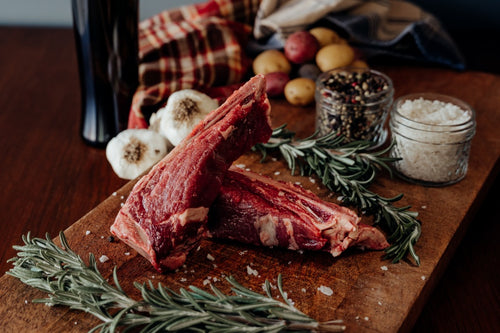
8,232,345,332
253,124,421,265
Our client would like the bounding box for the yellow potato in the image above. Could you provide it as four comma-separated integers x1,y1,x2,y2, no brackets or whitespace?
309,27,342,48
315,44,355,72
350,59,369,68
284,78,316,106
252,49,291,75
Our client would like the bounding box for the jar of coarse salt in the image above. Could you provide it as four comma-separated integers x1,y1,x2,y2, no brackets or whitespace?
389,93,476,186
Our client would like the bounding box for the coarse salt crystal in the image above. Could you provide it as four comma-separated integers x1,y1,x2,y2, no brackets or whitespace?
421,275,426,280
309,177,316,184
398,98,469,125
124,252,130,256
235,164,246,169
85,230,91,236
391,96,475,184
364,316,369,321
206,253,215,261
301,288,306,293
381,266,388,271
317,285,333,296
246,265,258,276
274,171,281,175
112,192,117,196
99,255,109,263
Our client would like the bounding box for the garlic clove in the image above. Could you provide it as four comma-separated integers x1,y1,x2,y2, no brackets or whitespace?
106,129,170,180
157,89,218,146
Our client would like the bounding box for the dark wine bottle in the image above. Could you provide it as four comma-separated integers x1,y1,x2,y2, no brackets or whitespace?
71,0,139,148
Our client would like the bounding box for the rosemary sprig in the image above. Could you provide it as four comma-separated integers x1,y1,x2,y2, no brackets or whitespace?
8,232,345,332
253,125,422,265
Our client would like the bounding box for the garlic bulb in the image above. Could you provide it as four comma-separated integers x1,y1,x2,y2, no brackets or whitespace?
152,89,218,146
106,129,170,180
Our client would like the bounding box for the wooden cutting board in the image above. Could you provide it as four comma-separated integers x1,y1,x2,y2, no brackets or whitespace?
0,67,499,332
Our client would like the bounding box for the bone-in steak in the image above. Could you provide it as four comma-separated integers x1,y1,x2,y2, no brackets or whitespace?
208,167,389,256
110,75,272,272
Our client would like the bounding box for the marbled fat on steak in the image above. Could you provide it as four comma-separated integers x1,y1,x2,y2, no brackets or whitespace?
110,75,272,272
208,167,389,256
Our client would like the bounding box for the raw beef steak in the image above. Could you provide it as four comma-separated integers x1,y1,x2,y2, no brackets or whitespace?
111,75,272,272
208,167,389,256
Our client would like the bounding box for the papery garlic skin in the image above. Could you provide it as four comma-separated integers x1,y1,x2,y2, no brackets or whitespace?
155,89,218,146
106,129,170,180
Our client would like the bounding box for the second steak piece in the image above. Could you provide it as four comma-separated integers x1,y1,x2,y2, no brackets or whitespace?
110,75,272,273
208,167,389,257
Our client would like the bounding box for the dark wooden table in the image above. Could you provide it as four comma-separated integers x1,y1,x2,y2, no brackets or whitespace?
0,27,498,332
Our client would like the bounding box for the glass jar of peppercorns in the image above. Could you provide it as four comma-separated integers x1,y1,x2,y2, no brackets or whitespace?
315,67,394,148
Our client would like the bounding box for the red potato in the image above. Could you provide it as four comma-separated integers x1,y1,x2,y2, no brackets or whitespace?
284,31,319,64
264,72,290,97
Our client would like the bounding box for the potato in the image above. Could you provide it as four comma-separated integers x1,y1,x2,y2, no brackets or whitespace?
284,78,316,106
350,59,369,68
309,27,342,48
284,31,319,64
252,49,291,75
298,63,321,81
264,72,290,97
315,44,355,72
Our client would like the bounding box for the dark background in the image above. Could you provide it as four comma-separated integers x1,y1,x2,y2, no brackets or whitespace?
412,0,500,74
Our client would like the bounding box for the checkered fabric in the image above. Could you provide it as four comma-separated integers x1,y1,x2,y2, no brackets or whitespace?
128,0,464,129
128,0,261,129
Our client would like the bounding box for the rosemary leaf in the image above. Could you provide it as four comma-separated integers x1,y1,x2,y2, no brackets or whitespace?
8,232,345,332
252,124,422,265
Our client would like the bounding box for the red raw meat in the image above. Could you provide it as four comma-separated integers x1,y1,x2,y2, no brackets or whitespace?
111,75,272,272
208,167,389,256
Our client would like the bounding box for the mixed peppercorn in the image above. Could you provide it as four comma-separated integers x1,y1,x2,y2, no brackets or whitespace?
315,69,393,144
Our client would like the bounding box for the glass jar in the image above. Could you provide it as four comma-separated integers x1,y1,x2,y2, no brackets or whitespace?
389,93,476,186
315,67,394,148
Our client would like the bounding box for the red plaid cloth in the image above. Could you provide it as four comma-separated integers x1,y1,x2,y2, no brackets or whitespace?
128,0,262,129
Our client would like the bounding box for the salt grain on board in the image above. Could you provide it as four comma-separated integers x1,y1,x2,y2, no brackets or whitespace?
317,285,333,296
246,265,258,276
99,255,109,263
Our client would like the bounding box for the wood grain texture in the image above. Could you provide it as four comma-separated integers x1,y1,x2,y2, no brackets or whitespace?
0,27,499,332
